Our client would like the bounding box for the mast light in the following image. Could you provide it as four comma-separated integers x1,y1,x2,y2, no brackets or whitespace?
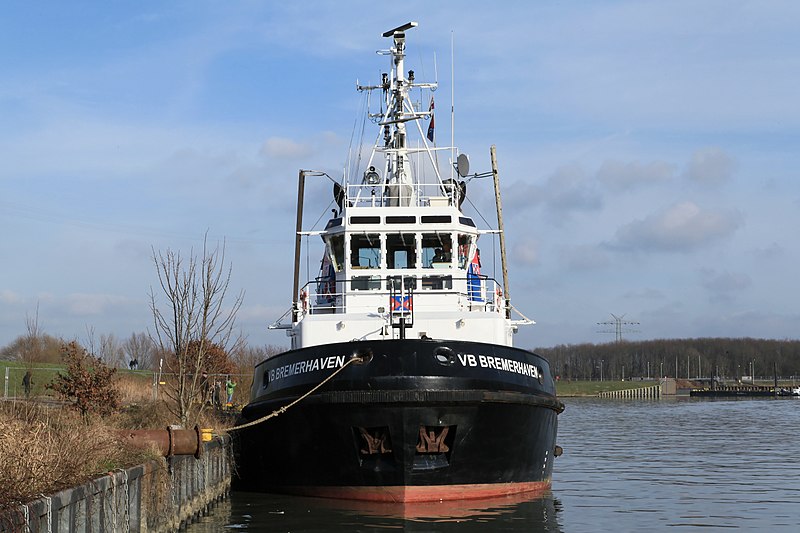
364,166,381,185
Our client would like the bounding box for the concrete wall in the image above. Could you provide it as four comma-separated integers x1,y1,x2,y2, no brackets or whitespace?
598,384,661,399
1,436,231,533
596,378,677,399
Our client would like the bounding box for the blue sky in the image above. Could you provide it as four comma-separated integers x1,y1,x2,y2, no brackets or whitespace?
2,1,798,352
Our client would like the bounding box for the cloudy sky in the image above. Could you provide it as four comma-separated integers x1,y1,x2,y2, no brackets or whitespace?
2,1,798,353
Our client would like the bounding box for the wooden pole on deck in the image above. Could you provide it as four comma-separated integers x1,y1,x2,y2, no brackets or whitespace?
490,145,511,319
292,170,306,323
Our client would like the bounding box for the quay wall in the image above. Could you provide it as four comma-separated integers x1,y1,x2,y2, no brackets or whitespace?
1,436,232,533
598,384,660,399
596,378,677,398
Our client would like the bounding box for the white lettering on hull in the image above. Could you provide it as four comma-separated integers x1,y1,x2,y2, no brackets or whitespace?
268,355,346,383
473,354,541,380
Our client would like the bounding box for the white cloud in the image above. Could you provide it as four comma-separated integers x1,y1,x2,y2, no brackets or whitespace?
260,137,313,159
0,290,21,304
66,293,130,316
623,288,666,301
597,159,674,191
559,245,610,271
610,201,743,252
505,165,603,218
750,242,785,260
699,268,752,303
684,147,736,185
511,239,539,267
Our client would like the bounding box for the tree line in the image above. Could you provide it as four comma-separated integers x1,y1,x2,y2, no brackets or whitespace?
534,338,800,382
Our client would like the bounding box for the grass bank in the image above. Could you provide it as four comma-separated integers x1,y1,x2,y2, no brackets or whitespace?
556,379,660,397
0,371,232,512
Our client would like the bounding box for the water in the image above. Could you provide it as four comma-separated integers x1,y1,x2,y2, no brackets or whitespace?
187,398,800,531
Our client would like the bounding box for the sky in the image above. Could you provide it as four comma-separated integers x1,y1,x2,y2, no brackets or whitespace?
1,1,799,353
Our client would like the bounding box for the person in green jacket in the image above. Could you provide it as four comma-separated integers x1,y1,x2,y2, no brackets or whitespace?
225,376,236,405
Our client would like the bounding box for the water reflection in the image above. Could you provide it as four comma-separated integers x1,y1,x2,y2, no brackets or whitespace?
189,397,800,531
187,490,563,532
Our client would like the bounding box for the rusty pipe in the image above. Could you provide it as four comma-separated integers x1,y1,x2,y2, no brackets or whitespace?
117,426,211,458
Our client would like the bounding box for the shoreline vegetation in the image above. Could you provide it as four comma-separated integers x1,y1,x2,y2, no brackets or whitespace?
535,337,800,385
0,361,236,517
556,378,798,397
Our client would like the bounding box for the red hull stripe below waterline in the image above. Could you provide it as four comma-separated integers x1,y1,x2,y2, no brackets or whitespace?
282,481,552,502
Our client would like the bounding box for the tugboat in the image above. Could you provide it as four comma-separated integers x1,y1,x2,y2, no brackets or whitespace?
236,22,564,502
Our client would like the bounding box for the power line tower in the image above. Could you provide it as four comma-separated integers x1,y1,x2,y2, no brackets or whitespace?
597,313,640,342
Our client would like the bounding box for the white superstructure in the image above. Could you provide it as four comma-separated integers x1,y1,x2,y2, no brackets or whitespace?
272,22,532,351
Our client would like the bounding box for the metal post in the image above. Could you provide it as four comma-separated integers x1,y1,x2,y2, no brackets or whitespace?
4,367,8,398
292,170,306,323
490,145,511,319
774,362,778,397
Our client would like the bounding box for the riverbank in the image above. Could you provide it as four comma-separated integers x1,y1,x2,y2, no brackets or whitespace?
0,434,232,532
555,379,662,397
556,378,800,397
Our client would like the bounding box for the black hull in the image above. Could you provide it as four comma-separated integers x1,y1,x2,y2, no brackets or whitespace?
236,339,563,501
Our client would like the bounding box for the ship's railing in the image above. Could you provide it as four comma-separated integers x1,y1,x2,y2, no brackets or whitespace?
345,181,460,208
296,275,506,318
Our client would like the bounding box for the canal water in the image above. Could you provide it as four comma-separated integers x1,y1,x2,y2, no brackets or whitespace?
187,398,800,531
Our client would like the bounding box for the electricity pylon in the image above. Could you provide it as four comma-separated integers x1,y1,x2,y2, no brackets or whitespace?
597,313,640,342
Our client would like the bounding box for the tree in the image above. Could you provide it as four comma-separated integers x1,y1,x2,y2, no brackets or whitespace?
185,339,235,376
0,333,62,364
0,306,62,364
99,333,125,368
122,332,157,370
21,307,43,367
230,344,284,374
48,341,120,419
149,236,244,426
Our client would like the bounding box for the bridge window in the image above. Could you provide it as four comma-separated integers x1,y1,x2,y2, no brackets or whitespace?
387,233,417,269
325,234,345,271
351,233,381,269
422,233,452,268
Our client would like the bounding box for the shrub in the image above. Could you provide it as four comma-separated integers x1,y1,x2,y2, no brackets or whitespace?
47,341,120,418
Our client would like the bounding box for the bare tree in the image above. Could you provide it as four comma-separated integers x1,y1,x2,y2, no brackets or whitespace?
231,344,285,373
122,332,156,370
228,344,285,402
84,325,97,356
98,333,125,368
149,236,244,426
20,305,44,366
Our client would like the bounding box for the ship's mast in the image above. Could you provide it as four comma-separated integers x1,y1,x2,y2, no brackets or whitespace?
383,22,415,203
357,22,441,208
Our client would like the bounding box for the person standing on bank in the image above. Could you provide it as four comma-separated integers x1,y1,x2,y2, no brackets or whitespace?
225,376,236,406
22,370,33,398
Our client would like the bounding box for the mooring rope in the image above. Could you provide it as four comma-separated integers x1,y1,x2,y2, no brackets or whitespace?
222,354,364,433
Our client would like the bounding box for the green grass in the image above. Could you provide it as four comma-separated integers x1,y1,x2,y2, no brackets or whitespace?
0,360,152,399
556,379,660,397
0,360,64,398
